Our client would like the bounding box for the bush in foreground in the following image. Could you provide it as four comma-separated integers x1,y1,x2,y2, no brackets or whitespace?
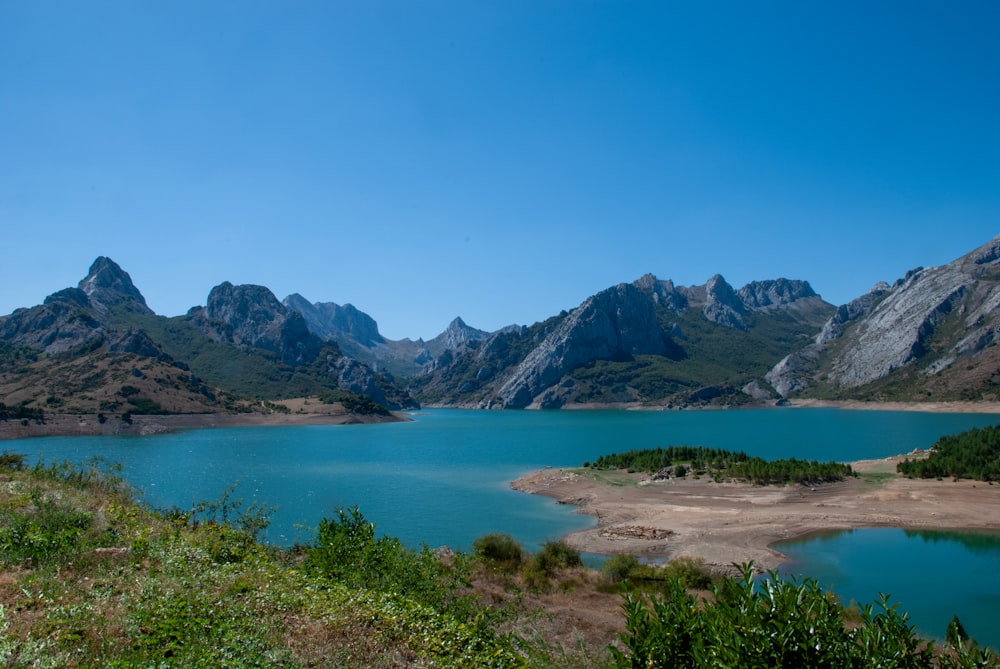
614,563,994,669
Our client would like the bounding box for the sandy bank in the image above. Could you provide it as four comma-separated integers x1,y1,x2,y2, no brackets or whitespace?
0,410,408,441
512,456,1000,573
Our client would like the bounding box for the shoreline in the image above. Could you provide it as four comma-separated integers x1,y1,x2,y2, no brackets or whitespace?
512,455,1000,574
0,410,408,441
560,399,1000,414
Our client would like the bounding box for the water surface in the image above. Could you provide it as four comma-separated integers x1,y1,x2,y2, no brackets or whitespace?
777,528,1000,650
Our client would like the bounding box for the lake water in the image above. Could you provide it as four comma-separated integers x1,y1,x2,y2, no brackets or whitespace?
7,407,1000,645
777,528,1000,650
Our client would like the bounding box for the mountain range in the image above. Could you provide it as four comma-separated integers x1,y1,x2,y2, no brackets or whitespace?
2,234,999,416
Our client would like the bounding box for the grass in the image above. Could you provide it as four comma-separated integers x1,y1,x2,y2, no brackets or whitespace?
0,456,611,668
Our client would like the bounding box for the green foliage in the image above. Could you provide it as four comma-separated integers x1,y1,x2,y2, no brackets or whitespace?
472,532,525,569
306,506,476,618
602,554,641,583
898,425,1000,481
601,555,713,593
590,446,854,485
522,540,583,588
590,445,749,473
126,396,166,414
0,401,45,422
0,450,26,471
613,563,996,669
726,456,854,485
317,389,391,415
0,489,94,564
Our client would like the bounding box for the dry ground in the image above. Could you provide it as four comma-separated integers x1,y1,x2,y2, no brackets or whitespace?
512,455,1000,574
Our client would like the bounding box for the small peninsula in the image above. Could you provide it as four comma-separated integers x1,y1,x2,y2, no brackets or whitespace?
512,452,1000,573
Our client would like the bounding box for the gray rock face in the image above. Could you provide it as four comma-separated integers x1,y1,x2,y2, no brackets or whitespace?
78,256,153,315
701,274,747,330
495,282,667,408
329,355,388,406
828,240,1000,388
431,317,490,351
283,294,385,348
0,288,105,354
738,279,818,310
767,234,1000,394
633,274,688,311
206,283,322,365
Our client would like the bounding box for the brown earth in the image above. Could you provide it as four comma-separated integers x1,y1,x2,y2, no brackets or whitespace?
0,405,408,441
512,455,1000,574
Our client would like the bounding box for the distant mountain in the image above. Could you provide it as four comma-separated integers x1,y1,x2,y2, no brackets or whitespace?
5,235,1000,415
0,259,417,414
410,274,835,408
767,234,1000,401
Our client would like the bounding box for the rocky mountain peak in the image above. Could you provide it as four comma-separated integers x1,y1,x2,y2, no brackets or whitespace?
495,282,667,408
434,317,490,350
282,294,385,348
77,256,152,315
633,274,688,311
206,282,322,364
703,274,747,330
738,279,818,310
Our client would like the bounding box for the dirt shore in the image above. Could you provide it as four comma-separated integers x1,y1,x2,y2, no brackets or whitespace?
512,455,1000,574
0,409,408,441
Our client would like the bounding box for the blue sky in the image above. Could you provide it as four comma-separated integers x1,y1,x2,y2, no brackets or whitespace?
2,2,998,341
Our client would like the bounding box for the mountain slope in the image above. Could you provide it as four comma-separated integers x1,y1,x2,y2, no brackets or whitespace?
767,234,1000,401
412,274,834,408
0,259,416,413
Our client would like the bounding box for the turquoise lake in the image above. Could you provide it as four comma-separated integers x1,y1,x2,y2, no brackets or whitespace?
7,407,1000,647
777,528,1000,650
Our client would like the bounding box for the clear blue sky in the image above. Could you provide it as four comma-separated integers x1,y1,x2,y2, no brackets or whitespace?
2,2,998,341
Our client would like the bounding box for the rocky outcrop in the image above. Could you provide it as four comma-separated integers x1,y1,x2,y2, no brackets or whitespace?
283,294,385,348
204,283,322,366
828,240,1000,388
495,282,667,408
738,279,819,310
0,258,155,355
766,234,1000,395
633,274,688,312
701,275,748,330
429,317,490,351
78,256,153,316
0,288,105,355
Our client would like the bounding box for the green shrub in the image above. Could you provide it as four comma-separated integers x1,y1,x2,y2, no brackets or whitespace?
0,450,25,471
603,553,640,583
613,562,996,669
0,490,93,564
533,540,582,573
472,532,524,567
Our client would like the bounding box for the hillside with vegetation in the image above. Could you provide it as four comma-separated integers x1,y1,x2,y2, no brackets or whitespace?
1,453,994,668
588,445,855,485
898,424,1000,481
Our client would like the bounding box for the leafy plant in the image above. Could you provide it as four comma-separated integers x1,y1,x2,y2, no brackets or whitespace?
613,562,995,668
472,532,524,569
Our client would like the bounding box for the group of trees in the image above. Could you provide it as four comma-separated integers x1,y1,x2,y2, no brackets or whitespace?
588,445,751,473
0,401,44,422
587,446,854,485
898,424,1000,481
